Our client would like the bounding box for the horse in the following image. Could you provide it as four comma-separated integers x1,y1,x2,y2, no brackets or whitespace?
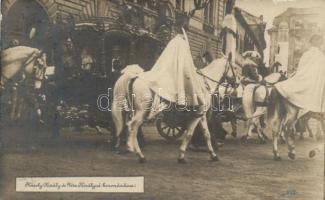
111,57,235,163
296,112,324,140
268,88,324,160
1,46,48,122
241,73,287,144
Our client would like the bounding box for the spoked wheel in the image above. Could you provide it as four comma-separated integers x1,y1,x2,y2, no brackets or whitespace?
156,117,185,142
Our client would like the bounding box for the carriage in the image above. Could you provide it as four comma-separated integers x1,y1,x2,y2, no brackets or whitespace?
155,90,244,142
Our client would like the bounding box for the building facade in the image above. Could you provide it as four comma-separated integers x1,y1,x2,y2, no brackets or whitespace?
268,7,325,74
221,6,266,77
234,7,266,61
2,0,236,74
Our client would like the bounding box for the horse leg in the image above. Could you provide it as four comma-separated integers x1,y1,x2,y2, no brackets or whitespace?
283,126,296,160
231,118,237,138
283,104,299,160
279,127,286,144
269,105,282,160
16,95,24,121
241,119,254,143
271,120,282,161
111,100,124,150
321,119,325,135
255,118,267,144
10,86,18,121
126,111,147,163
305,118,315,140
178,117,202,164
198,115,218,161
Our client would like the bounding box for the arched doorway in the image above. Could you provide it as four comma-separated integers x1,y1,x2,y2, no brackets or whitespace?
2,0,50,49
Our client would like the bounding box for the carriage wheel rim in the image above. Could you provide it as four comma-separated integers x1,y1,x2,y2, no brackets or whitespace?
156,118,185,141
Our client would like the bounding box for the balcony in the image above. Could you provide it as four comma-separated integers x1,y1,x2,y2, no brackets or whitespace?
98,0,174,37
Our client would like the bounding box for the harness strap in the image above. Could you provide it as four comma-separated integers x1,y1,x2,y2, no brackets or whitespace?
228,61,237,83
196,70,221,84
253,84,272,107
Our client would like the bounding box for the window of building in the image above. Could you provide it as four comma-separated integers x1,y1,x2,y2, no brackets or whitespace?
278,21,289,42
204,0,214,24
225,0,234,14
236,31,239,50
176,0,185,11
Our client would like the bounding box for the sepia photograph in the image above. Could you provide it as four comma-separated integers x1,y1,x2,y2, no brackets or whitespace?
0,0,324,199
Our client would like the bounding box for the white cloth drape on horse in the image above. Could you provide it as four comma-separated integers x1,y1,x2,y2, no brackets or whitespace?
275,47,325,112
138,29,208,106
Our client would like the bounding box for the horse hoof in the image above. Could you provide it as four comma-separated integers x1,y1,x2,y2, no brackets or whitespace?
138,157,146,164
231,132,237,138
259,140,267,144
288,152,295,160
309,150,316,158
211,155,219,162
262,134,269,141
273,156,282,161
116,149,132,155
177,158,187,164
216,142,224,148
240,136,248,144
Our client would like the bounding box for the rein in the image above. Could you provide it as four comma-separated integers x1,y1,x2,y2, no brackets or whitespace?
196,69,221,84
196,60,237,93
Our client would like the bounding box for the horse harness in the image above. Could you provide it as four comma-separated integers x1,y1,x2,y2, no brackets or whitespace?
252,84,270,107
196,60,237,93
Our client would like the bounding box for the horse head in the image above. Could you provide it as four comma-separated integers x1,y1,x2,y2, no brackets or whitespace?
198,56,237,94
2,46,49,90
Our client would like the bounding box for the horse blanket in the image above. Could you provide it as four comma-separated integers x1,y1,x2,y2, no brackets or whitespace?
275,47,325,112
138,29,207,106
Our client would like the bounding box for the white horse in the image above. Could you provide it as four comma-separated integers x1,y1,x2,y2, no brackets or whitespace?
296,112,325,141
1,46,47,91
241,73,286,144
112,58,235,163
1,46,48,121
241,84,268,143
268,89,324,160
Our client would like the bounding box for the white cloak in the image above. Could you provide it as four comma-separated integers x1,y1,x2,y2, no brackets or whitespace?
138,30,207,106
275,47,325,112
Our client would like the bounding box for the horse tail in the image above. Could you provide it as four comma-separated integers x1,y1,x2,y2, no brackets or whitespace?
111,74,133,145
267,88,286,120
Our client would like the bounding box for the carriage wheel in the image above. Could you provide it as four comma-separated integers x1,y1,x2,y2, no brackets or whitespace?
156,117,185,142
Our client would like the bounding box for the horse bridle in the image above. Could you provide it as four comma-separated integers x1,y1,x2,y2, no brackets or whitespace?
197,60,237,93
